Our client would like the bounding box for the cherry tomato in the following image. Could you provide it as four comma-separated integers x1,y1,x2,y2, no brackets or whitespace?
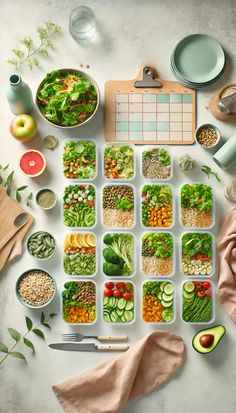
122,292,131,301
204,290,212,297
113,289,121,298
202,282,211,290
105,282,114,289
119,288,126,295
117,282,125,290
197,290,205,298
104,289,113,297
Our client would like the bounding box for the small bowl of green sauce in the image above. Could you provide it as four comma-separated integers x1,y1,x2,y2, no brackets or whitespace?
36,187,57,210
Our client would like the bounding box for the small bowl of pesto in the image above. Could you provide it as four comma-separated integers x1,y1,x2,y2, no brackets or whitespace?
36,188,57,210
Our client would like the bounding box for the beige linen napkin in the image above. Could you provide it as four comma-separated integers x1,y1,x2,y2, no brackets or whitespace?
52,331,185,413
218,207,236,322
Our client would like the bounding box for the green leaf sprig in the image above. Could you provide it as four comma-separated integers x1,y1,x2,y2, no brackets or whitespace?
201,165,221,182
0,164,33,207
0,312,56,366
7,21,61,70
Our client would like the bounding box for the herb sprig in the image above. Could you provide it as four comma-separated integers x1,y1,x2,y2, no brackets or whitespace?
0,312,56,366
201,165,221,182
7,21,61,70
115,196,133,211
0,164,33,207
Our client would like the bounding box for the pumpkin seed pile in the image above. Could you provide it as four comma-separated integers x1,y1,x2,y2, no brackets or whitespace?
27,231,55,259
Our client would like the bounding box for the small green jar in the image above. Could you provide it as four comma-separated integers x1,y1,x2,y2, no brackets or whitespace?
6,74,34,115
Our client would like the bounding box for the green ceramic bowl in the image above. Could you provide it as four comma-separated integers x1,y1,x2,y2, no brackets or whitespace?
16,269,57,309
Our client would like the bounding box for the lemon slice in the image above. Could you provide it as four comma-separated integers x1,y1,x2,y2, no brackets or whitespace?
85,234,96,247
81,234,90,247
71,234,80,248
64,233,73,249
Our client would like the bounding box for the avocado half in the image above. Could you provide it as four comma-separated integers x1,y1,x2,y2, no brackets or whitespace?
192,325,226,354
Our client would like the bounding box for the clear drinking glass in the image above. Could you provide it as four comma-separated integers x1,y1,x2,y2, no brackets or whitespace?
69,6,96,42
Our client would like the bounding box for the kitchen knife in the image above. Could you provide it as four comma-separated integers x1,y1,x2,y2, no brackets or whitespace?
49,342,129,352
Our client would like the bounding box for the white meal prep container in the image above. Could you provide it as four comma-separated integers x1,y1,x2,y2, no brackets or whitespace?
179,183,215,230
141,280,176,324
140,231,175,278
61,279,97,325
140,145,173,181
140,183,175,230
180,231,215,278
101,183,136,230
62,138,98,181
102,142,136,181
63,183,97,229
181,280,215,325
63,232,97,277
102,280,136,325
102,231,136,278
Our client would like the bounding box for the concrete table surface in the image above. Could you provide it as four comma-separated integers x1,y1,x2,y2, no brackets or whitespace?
1,1,236,412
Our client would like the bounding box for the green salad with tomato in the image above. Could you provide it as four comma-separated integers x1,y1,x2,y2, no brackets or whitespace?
37,70,97,127
182,280,213,323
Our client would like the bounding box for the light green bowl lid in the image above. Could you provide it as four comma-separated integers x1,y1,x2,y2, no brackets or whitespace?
172,34,225,83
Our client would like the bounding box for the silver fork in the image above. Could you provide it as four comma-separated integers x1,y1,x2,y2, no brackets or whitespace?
62,333,128,342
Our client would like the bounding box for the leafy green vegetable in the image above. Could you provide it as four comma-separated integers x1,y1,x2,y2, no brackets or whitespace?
182,233,212,259
0,164,33,207
201,165,221,182
143,148,171,166
115,196,133,211
142,185,172,207
181,183,213,212
142,233,173,258
103,233,134,276
143,281,160,297
63,141,96,179
7,21,61,70
37,70,97,126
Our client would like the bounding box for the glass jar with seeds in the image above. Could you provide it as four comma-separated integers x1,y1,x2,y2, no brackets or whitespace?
27,231,56,260
141,146,172,180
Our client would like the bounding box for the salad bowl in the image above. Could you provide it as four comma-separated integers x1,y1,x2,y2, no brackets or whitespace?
35,68,100,129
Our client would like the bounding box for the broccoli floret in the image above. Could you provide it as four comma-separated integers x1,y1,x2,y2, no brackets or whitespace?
103,234,113,245
103,262,121,276
103,247,124,266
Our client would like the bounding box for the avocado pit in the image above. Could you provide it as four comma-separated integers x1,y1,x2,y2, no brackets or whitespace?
199,333,214,348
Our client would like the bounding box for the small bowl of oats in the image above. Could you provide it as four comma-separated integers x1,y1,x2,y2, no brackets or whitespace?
16,269,56,309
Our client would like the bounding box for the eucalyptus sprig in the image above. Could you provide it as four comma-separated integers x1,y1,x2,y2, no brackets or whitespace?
7,21,61,70
0,164,33,207
0,312,56,366
201,165,221,182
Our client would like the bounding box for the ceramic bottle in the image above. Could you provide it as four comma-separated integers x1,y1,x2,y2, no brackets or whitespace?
6,74,34,115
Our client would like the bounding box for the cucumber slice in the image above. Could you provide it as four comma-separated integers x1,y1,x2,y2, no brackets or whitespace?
183,290,195,300
124,310,133,322
125,301,134,311
121,314,126,322
117,309,124,317
103,296,109,306
108,297,117,308
117,298,126,310
162,293,174,302
162,309,173,322
158,292,163,300
103,313,110,322
110,311,118,322
161,300,173,308
160,282,167,292
184,281,195,293
164,283,174,295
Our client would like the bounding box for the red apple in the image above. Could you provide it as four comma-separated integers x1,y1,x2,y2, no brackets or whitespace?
10,114,37,142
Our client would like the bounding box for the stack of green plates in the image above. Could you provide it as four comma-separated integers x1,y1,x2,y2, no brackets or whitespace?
171,34,226,89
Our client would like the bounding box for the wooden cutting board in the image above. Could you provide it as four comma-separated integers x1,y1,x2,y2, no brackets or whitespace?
0,187,33,271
